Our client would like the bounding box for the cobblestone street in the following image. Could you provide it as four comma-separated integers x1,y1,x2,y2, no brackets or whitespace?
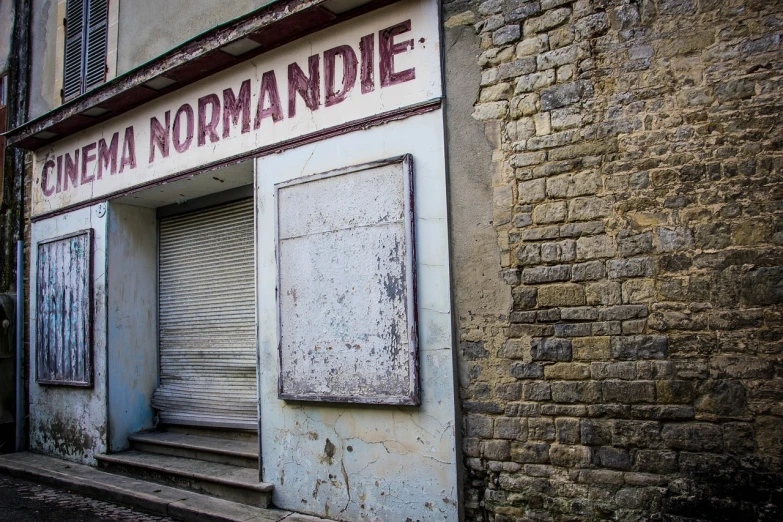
0,474,174,521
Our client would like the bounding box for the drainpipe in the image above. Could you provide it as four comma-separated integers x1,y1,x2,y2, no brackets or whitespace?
11,0,32,453
15,238,23,452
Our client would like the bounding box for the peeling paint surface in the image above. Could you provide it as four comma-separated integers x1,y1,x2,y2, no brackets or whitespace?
277,160,418,404
30,205,108,465
257,109,457,520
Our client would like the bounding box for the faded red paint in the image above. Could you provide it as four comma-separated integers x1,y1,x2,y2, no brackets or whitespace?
64,151,79,191
288,55,321,118
223,79,252,138
98,133,119,178
150,111,171,162
56,156,63,193
360,34,375,94
173,104,195,153
80,143,97,184
324,45,358,107
255,71,284,128
120,126,137,172
198,94,221,146
379,20,415,87
42,160,56,197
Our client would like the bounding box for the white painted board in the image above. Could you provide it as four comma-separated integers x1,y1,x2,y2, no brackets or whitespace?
276,156,418,404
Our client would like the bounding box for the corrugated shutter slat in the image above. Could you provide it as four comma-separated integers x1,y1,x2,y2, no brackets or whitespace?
152,199,257,430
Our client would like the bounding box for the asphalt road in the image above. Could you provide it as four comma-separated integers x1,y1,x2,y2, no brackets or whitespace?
0,474,175,521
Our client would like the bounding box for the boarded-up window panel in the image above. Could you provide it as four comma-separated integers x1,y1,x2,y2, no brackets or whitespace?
36,230,93,386
276,155,419,405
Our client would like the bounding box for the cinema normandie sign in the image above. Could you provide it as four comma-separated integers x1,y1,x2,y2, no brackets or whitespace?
32,0,441,218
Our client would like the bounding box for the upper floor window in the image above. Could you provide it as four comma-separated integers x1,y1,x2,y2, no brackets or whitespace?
63,0,109,101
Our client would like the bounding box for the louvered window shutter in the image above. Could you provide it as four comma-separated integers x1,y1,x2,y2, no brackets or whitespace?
63,0,108,101
63,0,86,101
84,0,109,91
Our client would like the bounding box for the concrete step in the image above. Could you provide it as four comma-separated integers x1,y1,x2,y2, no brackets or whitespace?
96,450,273,508
130,431,258,469
163,424,259,443
0,452,331,522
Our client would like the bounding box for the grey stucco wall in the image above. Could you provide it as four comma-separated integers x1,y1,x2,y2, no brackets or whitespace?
444,23,511,320
0,0,13,73
116,0,272,74
27,0,274,119
443,20,512,416
29,0,57,120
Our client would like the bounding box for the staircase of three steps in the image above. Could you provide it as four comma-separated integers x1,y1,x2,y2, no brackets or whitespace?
95,426,274,508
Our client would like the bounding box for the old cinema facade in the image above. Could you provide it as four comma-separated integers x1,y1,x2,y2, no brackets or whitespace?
21,0,459,519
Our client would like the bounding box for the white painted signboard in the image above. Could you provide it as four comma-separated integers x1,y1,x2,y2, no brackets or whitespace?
31,0,442,217
276,156,418,404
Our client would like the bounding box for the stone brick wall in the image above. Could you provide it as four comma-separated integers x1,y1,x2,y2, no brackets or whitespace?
443,0,783,520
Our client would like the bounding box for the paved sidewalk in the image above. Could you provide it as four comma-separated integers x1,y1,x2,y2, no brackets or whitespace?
0,474,174,521
0,452,331,522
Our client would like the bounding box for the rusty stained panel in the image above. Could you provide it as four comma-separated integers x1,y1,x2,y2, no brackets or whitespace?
276,155,418,405
36,229,94,387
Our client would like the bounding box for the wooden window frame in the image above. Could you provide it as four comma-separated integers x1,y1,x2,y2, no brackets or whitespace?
62,0,110,102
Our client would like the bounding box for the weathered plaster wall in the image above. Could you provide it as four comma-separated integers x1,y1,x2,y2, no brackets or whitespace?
443,0,783,520
29,0,59,120
27,0,269,119
257,109,459,521
116,0,273,75
29,205,107,465
106,203,157,452
0,0,13,72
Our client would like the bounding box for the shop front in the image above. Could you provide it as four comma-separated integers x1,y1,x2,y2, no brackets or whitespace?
25,0,459,519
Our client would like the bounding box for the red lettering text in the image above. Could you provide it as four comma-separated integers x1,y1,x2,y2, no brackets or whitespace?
379,20,415,87
198,94,221,146
42,160,56,197
288,55,320,118
98,133,119,179
324,45,358,107
173,104,194,153
150,111,171,163
223,79,251,138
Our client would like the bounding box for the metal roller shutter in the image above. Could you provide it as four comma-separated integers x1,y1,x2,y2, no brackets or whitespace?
152,199,257,430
